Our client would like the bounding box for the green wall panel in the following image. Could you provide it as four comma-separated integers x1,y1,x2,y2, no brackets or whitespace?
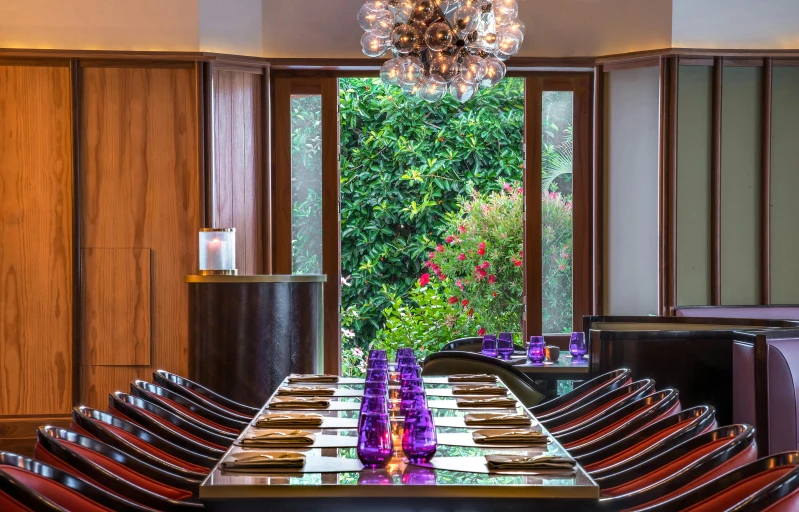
720,66,762,305
676,65,713,306
771,67,799,304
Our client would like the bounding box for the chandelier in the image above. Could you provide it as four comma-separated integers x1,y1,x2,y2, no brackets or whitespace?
358,0,525,102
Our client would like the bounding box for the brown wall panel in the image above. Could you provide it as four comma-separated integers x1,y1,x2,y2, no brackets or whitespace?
79,365,145,410
80,64,200,403
81,248,151,366
0,64,73,416
212,68,263,274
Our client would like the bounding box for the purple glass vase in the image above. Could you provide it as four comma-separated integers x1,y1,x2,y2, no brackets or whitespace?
396,348,415,361
481,335,498,357
570,332,587,360
400,377,423,395
367,358,388,371
402,406,437,463
369,349,387,361
497,332,514,360
366,368,388,383
360,395,389,415
397,355,417,368
400,388,426,415
364,381,388,396
527,336,546,364
399,364,422,385
357,412,394,469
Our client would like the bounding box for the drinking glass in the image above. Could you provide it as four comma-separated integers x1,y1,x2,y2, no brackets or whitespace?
357,412,394,469
400,377,424,396
497,332,514,360
366,368,388,383
397,355,417,367
369,349,387,361
481,335,498,357
400,388,426,415
364,381,388,396
399,364,422,385
367,359,388,371
402,406,437,463
527,336,546,364
570,332,587,360
396,348,414,361
360,395,389,415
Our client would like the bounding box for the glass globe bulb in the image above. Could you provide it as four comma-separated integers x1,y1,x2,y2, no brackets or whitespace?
496,28,522,55
419,74,448,102
391,24,423,53
449,75,478,102
453,5,479,34
425,22,455,52
437,0,461,15
361,32,389,57
480,57,506,87
459,54,486,84
429,53,458,82
358,4,393,32
390,0,414,23
401,80,422,96
380,58,401,85
494,0,518,21
398,56,425,87
411,0,437,23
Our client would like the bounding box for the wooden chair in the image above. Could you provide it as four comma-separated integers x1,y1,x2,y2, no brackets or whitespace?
531,368,632,419
440,337,525,354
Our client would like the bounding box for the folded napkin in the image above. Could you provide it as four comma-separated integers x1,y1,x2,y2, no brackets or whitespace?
472,429,549,445
221,451,306,472
464,412,533,427
485,454,576,472
255,413,323,428
451,385,508,396
239,429,316,447
276,386,335,397
456,397,518,408
287,374,339,384
268,397,331,410
448,374,498,383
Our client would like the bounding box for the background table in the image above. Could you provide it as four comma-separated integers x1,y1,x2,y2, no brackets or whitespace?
200,375,599,512
511,352,590,381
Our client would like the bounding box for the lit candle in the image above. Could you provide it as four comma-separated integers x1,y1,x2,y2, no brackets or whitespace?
206,238,224,269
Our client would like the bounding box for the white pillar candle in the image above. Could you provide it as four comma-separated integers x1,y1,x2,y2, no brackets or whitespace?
206,238,225,269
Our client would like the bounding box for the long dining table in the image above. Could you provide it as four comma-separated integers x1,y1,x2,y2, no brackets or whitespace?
199,374,600,511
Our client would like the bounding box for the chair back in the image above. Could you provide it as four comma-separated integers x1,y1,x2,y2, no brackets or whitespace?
131,380,247,433
597,425,757,510
531,368,632,418
422,351,547,407
153,370,259,417
541,379,655,433
109,392,232,452
0,452,152,512
560,389,681,451
440,337,525,353
72,406,215,474
34,427,201,508
580,405,716,475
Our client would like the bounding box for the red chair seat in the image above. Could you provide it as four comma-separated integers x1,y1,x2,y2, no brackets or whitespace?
1,467,116,512
141,390,240,435
113,404,228,451
679,468,792,511
550,393,636,434
0,491,33,512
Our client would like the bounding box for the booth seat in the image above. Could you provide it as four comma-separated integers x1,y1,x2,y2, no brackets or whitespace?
675,305,799,321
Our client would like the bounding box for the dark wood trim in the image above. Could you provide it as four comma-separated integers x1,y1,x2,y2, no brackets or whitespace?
601,57,661,72
271,77,293,274
0,58,71,67
711,57,723,305
523,77,544,339
753,335,770,455
593,66,604,316
0,416,72,458
321,78,341,374
658,57,679,316
262,65,273,274
669,58,679,315
70,59,82,407
77,60,196,69
761,58,773,305
199,62,211,228
723,58,766,67
208,63,265,75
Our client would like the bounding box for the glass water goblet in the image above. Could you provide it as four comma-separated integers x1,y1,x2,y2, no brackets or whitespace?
481,334,498,357
570,332,587,360
402,406,437,463
357,412,394,469
497,332,514,360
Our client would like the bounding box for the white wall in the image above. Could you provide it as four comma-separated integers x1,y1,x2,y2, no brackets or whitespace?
673,0,799,49
200,0,263,56
604,66,661,316
261,0,673,58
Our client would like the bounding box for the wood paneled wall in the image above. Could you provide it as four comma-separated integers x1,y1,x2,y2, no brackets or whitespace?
211,66,265,274
79,63,201,409
0,63,74,416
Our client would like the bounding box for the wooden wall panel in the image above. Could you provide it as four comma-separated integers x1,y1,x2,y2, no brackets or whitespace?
81,248,151,366
212,68,263,275
80,64,200,407
0,64,73,416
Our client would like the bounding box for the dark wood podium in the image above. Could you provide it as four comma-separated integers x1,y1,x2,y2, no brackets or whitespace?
186,275,326,407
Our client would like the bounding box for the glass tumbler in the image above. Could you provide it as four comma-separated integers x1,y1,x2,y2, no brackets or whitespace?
481,335,498,357
498,332,514,360
527,336,546,364
402,406,437,463
570,332,587,360
357,412,394,469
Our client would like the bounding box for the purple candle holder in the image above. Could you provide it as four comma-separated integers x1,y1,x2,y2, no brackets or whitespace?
366,368,388,383
369,349,387,361
357,412,394,469
570,332,587,360
367,359,388,371
399,364,422,385
400,377,424,396
402,406,437,463
397,355,417,367
396,348,415,361
481,335,498,357
364,381,388,396
360,395,389,415
400,388,426,415
527,336,546,364
497,332,514,360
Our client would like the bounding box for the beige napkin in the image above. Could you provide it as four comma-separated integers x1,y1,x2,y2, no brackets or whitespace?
239,429,316,447
255,413,323,428
276,386,335,397
485,454,576,472
451,385,508,396
448,374,498,383
464,413,533,427
287,374,339,384
221,451,306,472
473,429,549,445
456,397,518,408
268,397,331,410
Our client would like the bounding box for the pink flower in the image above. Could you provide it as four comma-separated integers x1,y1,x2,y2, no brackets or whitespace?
467,308,474,317
458,225,467,233
477,242,486,256
439,273,447,281
478,327,487,336
481,204,490,214
448,296,459,304
458,253,466,261
503,183,514,193
481,261,490,269
461,299,469,307
549,192,558,200
436,244,445,253
493,291,498,297
488,274,496,284
456,279,464,290
445,236,455,243
419,274,430,286
513,259,522,267
558,264,566,271
429,252,436,259
566,201,573,211
517,187,523,194
424,260,432,268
